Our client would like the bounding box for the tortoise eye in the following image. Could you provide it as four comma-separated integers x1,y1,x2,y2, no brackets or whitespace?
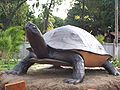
33,25,36,29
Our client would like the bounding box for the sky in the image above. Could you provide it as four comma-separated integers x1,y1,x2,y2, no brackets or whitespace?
27,0,73,19
52,0,72,19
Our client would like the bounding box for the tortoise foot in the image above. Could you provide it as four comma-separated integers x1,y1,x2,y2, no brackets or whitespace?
63,78,83,85
112,70,120,76
5,60,34,75
5,70,26,75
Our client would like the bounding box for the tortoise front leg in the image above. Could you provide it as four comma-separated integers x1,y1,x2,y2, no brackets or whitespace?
6,50,36,75
64,55,85,84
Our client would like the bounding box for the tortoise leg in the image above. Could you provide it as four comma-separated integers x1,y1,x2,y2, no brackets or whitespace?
48,49,85,84
64,55,85,84
102,60,120,76
6,51,36,75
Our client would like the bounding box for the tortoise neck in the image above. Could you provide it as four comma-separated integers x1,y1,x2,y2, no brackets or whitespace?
26,29,48,58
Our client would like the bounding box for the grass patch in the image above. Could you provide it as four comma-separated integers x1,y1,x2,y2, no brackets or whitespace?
111,59,120,68
0,60,18,71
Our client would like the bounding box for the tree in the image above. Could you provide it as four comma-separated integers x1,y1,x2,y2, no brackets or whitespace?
32,0,65,33
53,16,65,28
39,0,64,31
65,0,120,36
65,0,92,31
33,14,55,33
0,0,27,29
0,0,41,30
12,3,34,27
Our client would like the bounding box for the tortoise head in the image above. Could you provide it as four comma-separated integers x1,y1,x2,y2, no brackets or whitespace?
25,22,42,35
25,22,48,58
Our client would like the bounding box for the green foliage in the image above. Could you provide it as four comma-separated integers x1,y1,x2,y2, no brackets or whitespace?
0,26,24,70
0,34,11,52
95,35,105,44
112,59,120,68
5,26,25,54
0,0,34,29
32,16,45,33
12,3,33,27
32,0,64,32
33,15,55,33
53,16,65,28
65,0,120,36
47,15,55,30
65,0,92,30
33,15,65,33
0,60,18,71
0,26,25,60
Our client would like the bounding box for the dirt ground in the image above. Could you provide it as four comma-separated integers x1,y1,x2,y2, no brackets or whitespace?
0,64,120,90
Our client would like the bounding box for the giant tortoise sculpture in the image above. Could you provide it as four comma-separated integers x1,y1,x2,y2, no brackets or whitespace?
6,22,120,84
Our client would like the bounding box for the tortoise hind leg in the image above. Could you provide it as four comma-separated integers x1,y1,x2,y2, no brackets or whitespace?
64,54,85,84
102,60,120,76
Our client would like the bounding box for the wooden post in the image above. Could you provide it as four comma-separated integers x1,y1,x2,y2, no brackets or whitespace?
5,81,26,90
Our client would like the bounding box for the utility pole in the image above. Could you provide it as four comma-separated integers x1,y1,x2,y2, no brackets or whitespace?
114,0,119,59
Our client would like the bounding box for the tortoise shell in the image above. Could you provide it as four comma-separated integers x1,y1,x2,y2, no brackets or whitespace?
43,25,111,67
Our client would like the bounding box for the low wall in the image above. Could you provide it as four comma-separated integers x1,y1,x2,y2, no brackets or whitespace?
103,43,120,58
19,42,120,59
19,42,30,59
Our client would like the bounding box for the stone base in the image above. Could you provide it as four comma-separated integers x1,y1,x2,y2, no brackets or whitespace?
0,64,120,90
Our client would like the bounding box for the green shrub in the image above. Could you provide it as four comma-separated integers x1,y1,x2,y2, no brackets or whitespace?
96,35,105,44
0,26,24,69
112,59,120,68
5,26,25,56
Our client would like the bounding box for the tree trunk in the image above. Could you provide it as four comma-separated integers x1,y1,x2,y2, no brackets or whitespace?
44,0,53,31
81,0,85,28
